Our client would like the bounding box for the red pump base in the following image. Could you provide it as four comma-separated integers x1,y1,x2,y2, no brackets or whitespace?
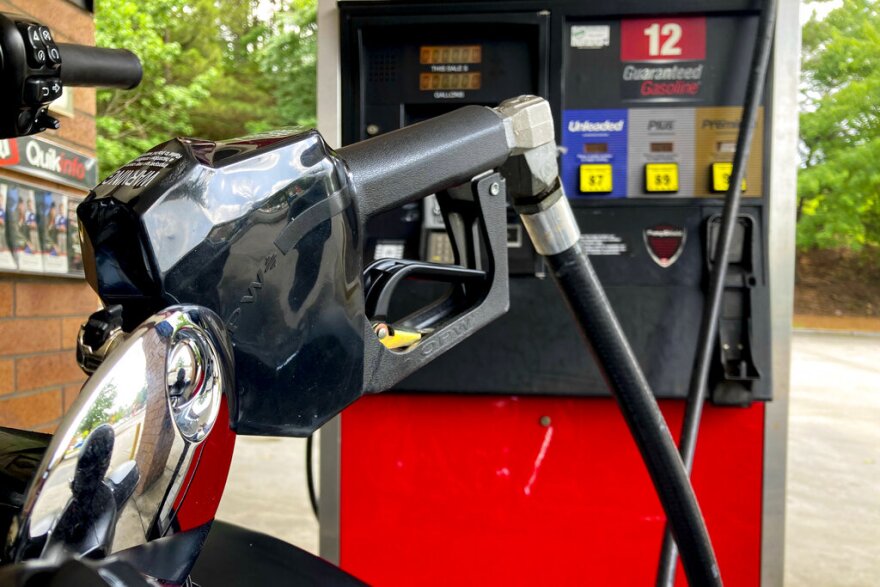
338,394,763,586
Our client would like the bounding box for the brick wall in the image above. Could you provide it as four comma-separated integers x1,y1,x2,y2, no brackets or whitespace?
0,0,98,432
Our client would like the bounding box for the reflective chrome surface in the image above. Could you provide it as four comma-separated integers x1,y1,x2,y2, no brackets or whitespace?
519,191,581,256
8,305,233,561
166,327,224,443
493,95,555,154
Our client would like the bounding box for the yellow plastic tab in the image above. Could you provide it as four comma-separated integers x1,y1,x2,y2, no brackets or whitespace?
711,162,747,193
379,327,422,350
645,163,679,193
579,164,613,193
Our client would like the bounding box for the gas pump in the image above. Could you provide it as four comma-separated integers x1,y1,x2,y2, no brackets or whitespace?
317,0,797,584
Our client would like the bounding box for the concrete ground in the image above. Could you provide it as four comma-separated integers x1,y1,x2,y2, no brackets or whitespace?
216,330,880,584
785,331,880,586
215,435,319,554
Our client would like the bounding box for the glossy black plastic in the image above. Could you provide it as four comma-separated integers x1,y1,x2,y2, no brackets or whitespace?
0,428,50,557
78,130,365,435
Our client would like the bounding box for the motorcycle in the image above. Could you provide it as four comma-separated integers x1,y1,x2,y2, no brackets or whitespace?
0,11,734,586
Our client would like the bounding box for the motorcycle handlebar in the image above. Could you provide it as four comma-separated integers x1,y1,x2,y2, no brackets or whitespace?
58,43,143,89
337,105,511,219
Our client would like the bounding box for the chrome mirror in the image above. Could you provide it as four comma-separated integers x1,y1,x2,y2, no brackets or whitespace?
5,306,233,562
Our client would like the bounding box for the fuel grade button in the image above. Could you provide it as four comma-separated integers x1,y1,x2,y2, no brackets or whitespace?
645,163,679,193
711,162,747,193
579,163,613,193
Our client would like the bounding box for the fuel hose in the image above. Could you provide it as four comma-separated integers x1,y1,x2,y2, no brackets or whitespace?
517,193,721,587
655,0,779,584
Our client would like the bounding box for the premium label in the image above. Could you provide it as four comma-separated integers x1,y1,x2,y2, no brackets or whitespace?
695,107,763,197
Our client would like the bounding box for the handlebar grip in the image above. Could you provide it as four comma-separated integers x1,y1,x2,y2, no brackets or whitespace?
58,43,143,89
337,105,510,219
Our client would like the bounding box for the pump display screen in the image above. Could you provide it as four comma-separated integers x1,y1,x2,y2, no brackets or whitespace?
419,45,482,64
419,72,482,91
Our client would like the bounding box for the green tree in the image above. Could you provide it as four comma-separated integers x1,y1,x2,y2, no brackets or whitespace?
95,0,218,177
257,0,318,129
95,0,319,178
79,386,117,434
798,0,880,251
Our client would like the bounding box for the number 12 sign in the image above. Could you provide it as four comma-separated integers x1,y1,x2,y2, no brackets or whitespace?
620,17,706,61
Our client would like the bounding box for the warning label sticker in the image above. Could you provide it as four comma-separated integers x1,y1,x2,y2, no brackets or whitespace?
579,233,628,256
101,150,182,189
571,25,611,49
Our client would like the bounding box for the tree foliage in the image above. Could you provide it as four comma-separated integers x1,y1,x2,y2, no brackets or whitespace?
95,0,318,177
799,0,880,251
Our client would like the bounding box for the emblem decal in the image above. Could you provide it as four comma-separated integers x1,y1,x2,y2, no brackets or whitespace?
644,224,686,268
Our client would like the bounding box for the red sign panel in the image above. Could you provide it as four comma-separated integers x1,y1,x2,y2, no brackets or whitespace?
621,17,706,61
0,139,20,166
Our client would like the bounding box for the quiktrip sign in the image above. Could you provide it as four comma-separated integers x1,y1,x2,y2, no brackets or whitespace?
0,136,97,191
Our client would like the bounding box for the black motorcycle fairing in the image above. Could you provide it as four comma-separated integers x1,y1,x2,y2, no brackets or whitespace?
78,130,365,436
191,521,367,587
0,428,51,559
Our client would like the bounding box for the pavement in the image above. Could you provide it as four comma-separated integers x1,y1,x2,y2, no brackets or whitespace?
215,434,319,554
215,330,880,585
785,331,880,587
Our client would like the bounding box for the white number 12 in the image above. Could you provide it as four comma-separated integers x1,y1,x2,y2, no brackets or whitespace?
643,22,683,57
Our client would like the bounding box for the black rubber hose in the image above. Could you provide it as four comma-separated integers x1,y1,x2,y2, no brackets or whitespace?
306,433,319,518
544,244,720,587
655,0,778,584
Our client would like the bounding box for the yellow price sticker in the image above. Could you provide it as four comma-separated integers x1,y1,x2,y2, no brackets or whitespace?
579,164,613,193
711,162,747,193
645,163,679,193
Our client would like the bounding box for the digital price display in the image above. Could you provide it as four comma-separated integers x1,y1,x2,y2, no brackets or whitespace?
419,45,482,64
419,72,482,91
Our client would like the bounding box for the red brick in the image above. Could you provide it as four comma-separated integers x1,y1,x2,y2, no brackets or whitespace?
0,282,12,317
16,351,84,391
61,316,86,350
46,112,96,155
73,87,97,117
0,389,62,430
0,360,12,395
34,420,59,434
15,281,99,317
0,318,61,355
63,383,82,410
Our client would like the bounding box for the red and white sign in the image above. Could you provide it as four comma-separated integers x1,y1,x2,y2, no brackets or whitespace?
0,136,95,190
0,139,20,166
621,17,706,62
